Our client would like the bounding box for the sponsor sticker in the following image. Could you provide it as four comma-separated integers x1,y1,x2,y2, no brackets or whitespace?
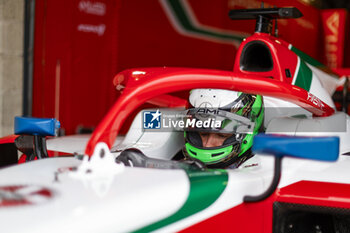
307,93,325,110
78,0,106,16
77,24,106,36
0,185,54,207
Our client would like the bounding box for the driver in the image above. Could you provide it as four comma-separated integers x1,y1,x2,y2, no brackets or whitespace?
182,89,264,169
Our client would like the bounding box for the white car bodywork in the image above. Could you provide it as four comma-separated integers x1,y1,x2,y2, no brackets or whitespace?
0,97,349,232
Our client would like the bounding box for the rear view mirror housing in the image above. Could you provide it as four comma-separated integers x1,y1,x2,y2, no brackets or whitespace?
244,134,339,203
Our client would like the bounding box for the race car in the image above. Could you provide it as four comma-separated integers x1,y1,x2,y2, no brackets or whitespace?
0,6,349,233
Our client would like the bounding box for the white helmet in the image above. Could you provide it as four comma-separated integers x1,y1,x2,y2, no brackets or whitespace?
183,89,264,168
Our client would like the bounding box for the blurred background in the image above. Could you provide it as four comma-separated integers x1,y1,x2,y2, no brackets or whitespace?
0,0,349,137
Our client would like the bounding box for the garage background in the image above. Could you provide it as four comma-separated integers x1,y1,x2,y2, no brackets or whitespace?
0,0,349,137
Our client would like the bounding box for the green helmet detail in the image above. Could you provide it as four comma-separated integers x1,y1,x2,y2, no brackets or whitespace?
184,89,264,168
185,143,234,164
238,94,264,157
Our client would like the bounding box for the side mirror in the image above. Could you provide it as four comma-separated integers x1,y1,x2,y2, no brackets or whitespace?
14,117,60,161
244,134,339,202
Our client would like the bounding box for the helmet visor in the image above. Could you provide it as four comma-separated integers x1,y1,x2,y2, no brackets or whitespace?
182,108,255,134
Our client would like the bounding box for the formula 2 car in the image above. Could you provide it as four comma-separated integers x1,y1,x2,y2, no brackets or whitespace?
0,6,349,233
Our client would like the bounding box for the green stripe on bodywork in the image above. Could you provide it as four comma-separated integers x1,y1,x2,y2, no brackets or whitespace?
294,59,313,91
134,169,228,232
290,45,325,68
290,45,339,78
166,0,244,43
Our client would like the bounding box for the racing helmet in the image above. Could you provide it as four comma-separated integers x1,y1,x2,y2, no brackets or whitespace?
183,89,264,168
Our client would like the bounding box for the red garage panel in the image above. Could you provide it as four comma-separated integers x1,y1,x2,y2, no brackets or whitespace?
32,0,322,135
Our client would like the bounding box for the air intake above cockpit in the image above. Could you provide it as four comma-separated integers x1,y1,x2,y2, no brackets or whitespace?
240,41,273,72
